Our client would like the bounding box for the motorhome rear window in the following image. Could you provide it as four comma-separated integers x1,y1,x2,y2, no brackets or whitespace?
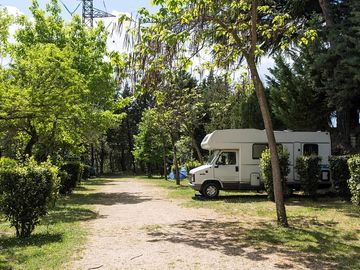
252,144,268,159
303,144,319,156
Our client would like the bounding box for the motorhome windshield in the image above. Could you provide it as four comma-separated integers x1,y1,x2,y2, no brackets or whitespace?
207,150,219,164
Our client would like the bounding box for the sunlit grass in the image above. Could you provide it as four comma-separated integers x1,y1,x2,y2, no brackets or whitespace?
0,178,112,270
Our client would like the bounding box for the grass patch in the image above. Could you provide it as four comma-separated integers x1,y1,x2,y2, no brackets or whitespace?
0,177,113,270
138,176,360,270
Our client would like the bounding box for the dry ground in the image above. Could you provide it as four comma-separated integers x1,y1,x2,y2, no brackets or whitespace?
69,178,320,270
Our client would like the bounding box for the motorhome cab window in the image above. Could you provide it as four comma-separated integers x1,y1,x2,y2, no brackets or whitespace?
303,144,319,156
207,151,219,164
216,152,236,165
252,144,268,159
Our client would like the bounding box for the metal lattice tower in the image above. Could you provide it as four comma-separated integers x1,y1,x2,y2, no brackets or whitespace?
82,0,115,28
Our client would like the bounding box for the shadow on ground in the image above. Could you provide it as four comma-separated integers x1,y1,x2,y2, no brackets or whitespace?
68,192,153,206
193,194,268,203
147,218,359,270
42,206,100,224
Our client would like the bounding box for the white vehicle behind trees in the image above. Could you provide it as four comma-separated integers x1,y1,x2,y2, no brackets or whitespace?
189,129,331,198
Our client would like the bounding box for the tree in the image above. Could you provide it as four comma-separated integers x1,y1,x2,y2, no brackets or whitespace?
0,8,12,60
123,0,318,226
267,50,331,131
0,0,125,161
313,0,360,148
154,71,201,184
200,71,264,132
0,44,86,158
107,83,154,173
133,108,170,177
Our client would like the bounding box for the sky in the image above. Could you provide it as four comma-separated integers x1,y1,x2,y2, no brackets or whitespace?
0,0,157,18
0,0,275,81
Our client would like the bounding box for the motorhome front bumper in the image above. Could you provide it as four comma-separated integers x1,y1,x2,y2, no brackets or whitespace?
188,182,202,191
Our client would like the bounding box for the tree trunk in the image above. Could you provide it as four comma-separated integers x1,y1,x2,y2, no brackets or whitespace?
109,151,114,173
318,0,334,27
126,118,136,173
99,143,106,175
91,143,95,169
247,58,288,227
163,140,168,180
170,134,180,185
120,148,126,171
191,133,204,163
337,110,350,146
249,0,288,227
24,124,38,158
95,153,100,175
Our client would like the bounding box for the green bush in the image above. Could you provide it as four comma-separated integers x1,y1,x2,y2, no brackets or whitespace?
59,161,83,195
259,146,290,201
0,158,59,238
0,157,17,171
329,155,351,199
82,164,91,180
347,155,360,205
184,159,202,173
296,155,321,197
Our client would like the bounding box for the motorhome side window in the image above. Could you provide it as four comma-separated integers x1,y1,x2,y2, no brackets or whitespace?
216,152,236,165
252,144,268,159
303,144,319,156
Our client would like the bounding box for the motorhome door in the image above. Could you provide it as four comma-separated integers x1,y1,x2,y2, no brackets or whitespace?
214,150,239,189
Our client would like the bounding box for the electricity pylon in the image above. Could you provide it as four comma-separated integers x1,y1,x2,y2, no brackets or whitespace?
82,0,115,28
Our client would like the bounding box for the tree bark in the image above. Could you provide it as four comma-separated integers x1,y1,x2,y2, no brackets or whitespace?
99,142,106,175
249,0,288,227
24,124,38,158
109,150,114,173
162,140,168,180
170,133,180,185
337,110,349,145
318,0,334,27
91,143,95,169
126,118,136,173
191,133,204,163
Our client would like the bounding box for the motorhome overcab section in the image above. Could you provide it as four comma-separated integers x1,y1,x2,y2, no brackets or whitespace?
189,129,331,198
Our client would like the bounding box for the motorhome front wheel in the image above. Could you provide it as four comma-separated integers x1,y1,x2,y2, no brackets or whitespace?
202,182,219,198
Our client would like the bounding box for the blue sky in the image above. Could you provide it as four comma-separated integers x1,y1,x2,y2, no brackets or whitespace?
0,0,156,19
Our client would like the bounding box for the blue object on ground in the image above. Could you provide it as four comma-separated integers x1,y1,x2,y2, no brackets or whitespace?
168,167,187,180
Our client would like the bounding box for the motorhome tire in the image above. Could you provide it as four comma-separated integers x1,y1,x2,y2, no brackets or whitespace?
202,182,219,199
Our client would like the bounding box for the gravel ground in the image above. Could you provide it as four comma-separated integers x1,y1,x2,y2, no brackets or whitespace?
69,178,308,270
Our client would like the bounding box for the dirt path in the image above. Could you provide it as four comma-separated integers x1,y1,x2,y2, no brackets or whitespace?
70,178,302,270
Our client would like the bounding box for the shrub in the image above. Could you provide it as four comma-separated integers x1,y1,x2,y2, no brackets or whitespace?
296,155,321,197
0,158,59,238
82,164,91,180
59,161,83,195
0,157,17,171
259,146,290,201
329,155,351,199
347,155,360,205
184,159,202,173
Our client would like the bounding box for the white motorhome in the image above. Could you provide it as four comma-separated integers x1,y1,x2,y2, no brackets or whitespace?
189,129,331,198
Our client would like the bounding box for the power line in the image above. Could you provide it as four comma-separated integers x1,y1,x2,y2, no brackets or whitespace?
60,0,81,16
